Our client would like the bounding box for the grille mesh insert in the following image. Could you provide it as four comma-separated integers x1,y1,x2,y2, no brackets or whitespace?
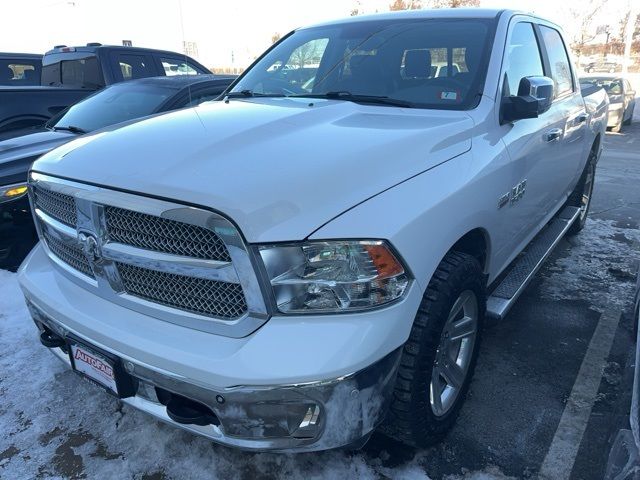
43,230,94,278
105,206,231,262
116,263,247,319
33,185,76,227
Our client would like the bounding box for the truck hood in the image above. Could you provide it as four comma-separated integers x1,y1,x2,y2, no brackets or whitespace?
33,98,473,242
0,130,75,186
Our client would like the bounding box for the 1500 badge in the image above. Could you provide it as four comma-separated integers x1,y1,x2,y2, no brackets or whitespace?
498,180,527,209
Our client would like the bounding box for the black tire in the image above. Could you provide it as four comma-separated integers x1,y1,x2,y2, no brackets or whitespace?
382,251,486,447
623,107,634,126
567,149,597,235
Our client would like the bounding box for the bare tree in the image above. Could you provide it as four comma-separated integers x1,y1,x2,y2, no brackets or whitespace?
271,33,281,44
389,0,422,11
562,0,607,64
289,41,324,69
425,0,479,6
351,0,361,16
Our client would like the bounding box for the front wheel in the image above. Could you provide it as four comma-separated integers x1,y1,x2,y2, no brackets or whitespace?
382,251,485,447
567,152,596,235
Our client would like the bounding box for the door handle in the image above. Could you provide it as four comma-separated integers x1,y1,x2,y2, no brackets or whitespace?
576,113,588,124
545,128,563,142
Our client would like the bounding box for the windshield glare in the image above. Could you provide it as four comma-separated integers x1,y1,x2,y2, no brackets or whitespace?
51,85,173,132
232,19,492,109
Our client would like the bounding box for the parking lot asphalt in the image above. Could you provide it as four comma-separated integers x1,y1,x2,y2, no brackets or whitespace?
1,116,639,480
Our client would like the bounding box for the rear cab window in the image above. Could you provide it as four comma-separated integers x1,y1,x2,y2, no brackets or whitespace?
42,55,104,88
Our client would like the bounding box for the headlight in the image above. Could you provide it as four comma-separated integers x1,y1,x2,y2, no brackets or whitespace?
259,240,410,314
0,183,28,204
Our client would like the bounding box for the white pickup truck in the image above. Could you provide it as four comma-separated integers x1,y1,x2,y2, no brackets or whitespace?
18,9,608,452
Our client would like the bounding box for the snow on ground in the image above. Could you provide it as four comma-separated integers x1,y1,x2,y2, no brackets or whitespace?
0,269,511,479
540,218,640,312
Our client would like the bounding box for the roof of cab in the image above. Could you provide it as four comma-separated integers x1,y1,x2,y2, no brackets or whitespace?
44,45,200,57
303,8,511,29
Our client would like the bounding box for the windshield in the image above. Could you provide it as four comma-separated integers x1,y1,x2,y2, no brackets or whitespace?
580,77,623,95
231,18,494,109
49,84,173,132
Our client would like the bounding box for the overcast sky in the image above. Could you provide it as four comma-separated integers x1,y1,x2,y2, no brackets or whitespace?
2,0,633,68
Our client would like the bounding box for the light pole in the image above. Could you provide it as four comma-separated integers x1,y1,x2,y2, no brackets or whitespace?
622,1,638,74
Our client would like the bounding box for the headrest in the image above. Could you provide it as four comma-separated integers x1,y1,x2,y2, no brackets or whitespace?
404,50,431,78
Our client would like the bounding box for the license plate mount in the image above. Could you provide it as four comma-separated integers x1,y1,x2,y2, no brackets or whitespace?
67,336,137,398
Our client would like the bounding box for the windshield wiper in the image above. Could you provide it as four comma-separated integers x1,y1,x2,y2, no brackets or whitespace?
291,91,414,108
223,90,286,100
51,125,87,134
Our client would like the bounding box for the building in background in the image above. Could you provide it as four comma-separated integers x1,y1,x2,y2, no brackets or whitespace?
183,41,199,59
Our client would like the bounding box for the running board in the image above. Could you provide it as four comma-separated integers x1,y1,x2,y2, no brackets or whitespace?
486,206,581,321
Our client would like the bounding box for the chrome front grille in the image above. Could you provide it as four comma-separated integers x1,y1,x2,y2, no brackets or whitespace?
32,184,76,227
30,172,267,337
105,206,231,261
116,263,247,319
42,230,94,279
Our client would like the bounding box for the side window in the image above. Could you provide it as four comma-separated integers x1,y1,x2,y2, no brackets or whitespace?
539,26,574,98
116,54,155,80
159,57,201,76
504,22,544,97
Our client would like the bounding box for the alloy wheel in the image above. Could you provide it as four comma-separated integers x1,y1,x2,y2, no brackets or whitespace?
430,290,479,417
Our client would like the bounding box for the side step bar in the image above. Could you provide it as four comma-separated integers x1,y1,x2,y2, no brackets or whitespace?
486,205,581,321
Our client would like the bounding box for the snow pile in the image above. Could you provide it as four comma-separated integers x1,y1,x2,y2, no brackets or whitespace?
540,218,640,312
0,270,512,479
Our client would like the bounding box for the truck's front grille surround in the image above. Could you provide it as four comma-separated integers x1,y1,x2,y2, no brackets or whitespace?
105,206,231,262
42,230,94,279
29,173,267,337
32,184,76,227
116,262,247,319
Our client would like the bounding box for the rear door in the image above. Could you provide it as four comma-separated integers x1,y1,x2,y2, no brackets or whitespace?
536,25,587,207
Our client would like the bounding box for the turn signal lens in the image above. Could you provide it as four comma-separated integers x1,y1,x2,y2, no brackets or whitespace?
259,240,410,314
0,183,28,203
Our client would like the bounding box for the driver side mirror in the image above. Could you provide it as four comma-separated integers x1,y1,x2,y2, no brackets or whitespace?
502,76,554,123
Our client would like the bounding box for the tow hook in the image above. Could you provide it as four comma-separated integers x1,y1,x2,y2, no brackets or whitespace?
39,328,65,349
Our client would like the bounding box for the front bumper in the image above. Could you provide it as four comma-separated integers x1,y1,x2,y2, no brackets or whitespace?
19,245,420,451
29,301,401,452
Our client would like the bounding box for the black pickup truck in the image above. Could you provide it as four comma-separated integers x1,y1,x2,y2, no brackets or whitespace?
0,44,210,134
